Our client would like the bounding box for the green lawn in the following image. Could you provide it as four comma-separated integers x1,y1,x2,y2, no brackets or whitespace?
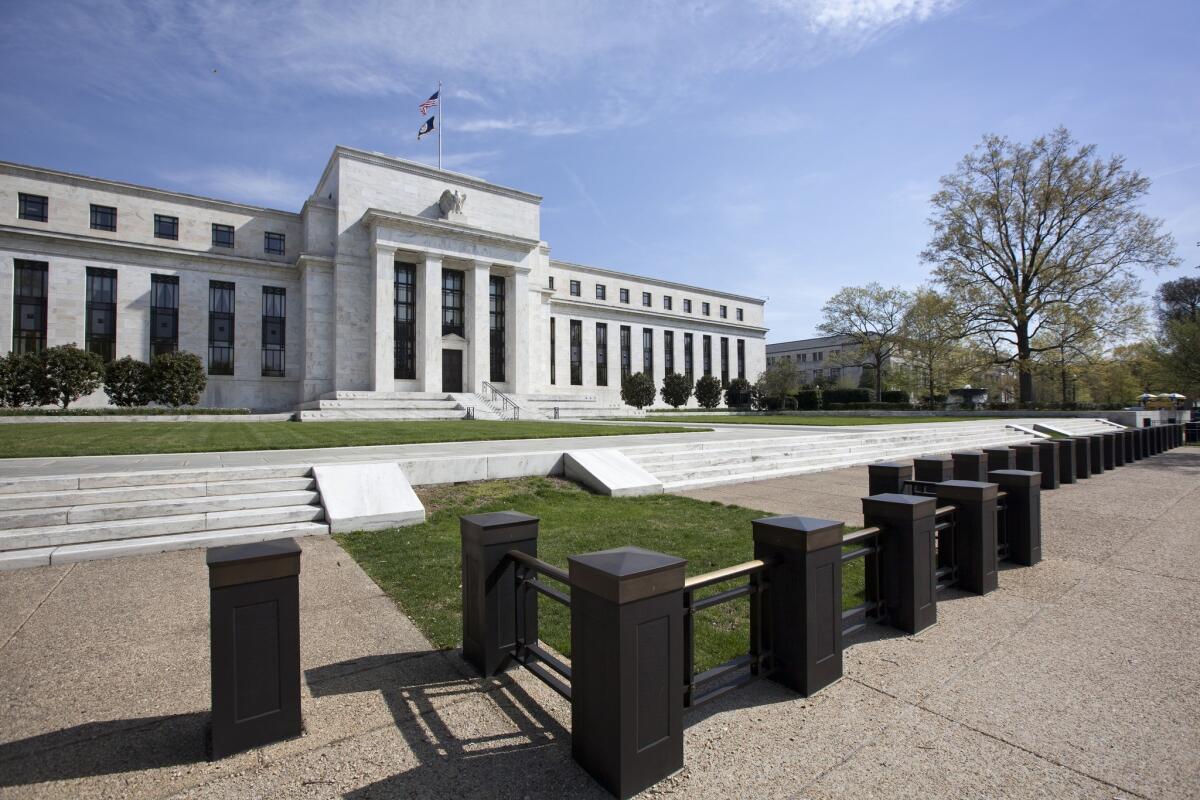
0,420,706,459
335,477,865,674
621,414,970,426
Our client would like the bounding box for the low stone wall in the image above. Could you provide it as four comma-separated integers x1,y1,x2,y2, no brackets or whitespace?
0,413,294,424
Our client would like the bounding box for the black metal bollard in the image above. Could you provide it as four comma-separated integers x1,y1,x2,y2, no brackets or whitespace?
1124,429,1136,462
983,447,1015,472
1012,444,1038,473
1133,428,1144,460
952,451,988,482
913,455,953,484
868,462,912,496
934,481,999,595
208,538,302,760
1111,431,1125,467
1187,422,1200,444
1056,439,1077,484
1073,437,1092,479
569,546,686,800
753,516,844,697
988,470,1042,566
861,494,937,635
1089,435,1105,475
1032,440,1060,490
461,511,540,677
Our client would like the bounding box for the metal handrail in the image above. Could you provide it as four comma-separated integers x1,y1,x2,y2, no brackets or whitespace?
684,558,771,592
482,381,521,420
507,549,569,586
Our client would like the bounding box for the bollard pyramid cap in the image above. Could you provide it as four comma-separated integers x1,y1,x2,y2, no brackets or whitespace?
569,546,686,603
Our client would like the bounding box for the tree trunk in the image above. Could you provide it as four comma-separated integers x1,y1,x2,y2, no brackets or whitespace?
1016,326,1034,404
1060,364,1069,405
874,355,884,399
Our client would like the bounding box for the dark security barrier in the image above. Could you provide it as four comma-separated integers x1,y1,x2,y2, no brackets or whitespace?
951,450,988,482
984,447,1016,471
1072,437,1092,479
1111,431,1125,467
1033,440,1060,490
1012,444,1037,473
1057,439,1077,484
1124,429,1136,462
868,462,912,496
207,538,302,759
1089,435,1105,475
914,455,953,484
1187,422,1200,443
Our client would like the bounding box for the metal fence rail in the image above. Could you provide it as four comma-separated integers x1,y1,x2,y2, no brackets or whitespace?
508,549,572,700
840,526,884,637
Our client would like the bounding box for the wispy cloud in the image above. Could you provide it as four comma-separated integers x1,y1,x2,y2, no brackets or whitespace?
155,167,312,210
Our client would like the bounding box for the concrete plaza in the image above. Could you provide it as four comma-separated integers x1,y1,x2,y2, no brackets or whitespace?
1,449,1197,798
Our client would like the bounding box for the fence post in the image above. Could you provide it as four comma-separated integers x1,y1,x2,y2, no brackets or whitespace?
934,480,999,595
461,511,540,677
1124,429,1135,462
1072,437,1092,479
1032,440,1060,490
1142,426,1153,456
983,447,1015,472
988,470,1042,566
1056,439,1077,484
752,516,844,697
1157,425,1166,453
1088,435,1105,475
1133,428,1144,460
952,451,988,482
868,462,912,496
861,495,937,635
1110,431,1125,467
913,455,953,484
1012,443,1038,473
569,546,686,800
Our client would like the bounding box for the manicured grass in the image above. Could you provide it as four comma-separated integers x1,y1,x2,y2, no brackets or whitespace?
335,477,865,673
0,420,707,459
623,414,971,426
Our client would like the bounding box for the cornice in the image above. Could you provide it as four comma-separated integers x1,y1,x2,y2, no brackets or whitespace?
330,145,543,204
548,258,766,305
363,208,542,253
547,295,768,334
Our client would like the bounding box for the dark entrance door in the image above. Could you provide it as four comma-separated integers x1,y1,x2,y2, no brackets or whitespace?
442,349,463,393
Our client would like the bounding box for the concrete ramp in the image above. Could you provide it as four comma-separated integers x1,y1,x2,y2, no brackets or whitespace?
564,449,664,497
312,462,426,532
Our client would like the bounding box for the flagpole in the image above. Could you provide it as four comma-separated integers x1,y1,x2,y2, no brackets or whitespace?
437,81,443,170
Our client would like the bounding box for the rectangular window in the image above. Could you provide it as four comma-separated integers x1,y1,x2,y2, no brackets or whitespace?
720,337,729,383
150,274,179,357
441,268,465,336
663,296,673,311
569,279,581,297
548,276,555,290
619,288,630,304
720,305,728,319
684,332,694,381
85,267,117,363
737,339,746,380
90,204,117,231
261,286,286,377
703,335,712,377
702,302,711,316
264,231,285,255
490,275,505,382
154,214,178,240
736,308,744,322
642,291,652,307
595,284,606,301
212,223,235,248
550,317,556,385
683,299,692,313
12,260,48,354
642,328,653,377
570,319,582,386
620,325,631,380
596,323,608,386
394,262,417,379
664,331,674,374
18,193,48,222
208,280,235,375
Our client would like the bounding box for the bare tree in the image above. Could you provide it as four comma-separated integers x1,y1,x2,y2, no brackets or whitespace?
899,288,969,400
922,128,1179,403
818,283,911,399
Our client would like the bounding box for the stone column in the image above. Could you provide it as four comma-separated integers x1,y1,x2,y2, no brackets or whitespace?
417,253,442,392
508,269,530,394
466,260,491,393
370,244,396,392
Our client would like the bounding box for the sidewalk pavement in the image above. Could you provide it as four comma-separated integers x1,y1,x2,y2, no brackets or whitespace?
1,450,1196,798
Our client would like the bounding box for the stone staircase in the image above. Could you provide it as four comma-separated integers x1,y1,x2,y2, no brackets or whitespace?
295,391,469,421
0,465,329,569
625,422,1044,491
1032,417,1128,437
518,393,644,420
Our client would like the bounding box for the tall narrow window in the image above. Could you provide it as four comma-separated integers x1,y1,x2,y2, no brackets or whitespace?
702,335,712,377
596,284,606,300
208,280,235,375
642,292,652,307
702,302,711,316
720,337,730,383
489,275,505,382
596,323,608,387
570,319,582,386
620,325,631,380
85,267,117,363
18,193,48,222
549,317,556,385
441,269,464,336
264,231,285,255
737,339,746,380
569,279,581,297
736,308,744,322
683,299,692,313
664,331,674,374
90,204,117,231
212,223,235,248
720,305,728,319
12,260,48,354
642,328,653,377
683,332,694,382
261,286,285,376
394,263,416,379
619,288,629,304
663,296,673,311
150,275,179,357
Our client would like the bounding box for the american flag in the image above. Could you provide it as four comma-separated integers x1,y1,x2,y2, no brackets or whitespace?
419,90,439,115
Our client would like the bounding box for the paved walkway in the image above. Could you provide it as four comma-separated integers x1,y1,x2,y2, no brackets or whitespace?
1,449,1196,798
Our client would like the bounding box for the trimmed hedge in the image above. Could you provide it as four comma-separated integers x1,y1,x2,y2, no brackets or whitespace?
880,390,910,404
0,407,250,417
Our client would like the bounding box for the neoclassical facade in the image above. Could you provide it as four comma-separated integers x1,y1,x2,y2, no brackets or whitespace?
0,146,767,411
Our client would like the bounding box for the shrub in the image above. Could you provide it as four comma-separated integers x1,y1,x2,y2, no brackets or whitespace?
41,344,104,408
661,372,693,408
880,390,910,404
695,375,723,409
725,377,753,408
795,389,821,410
620,372,656,410
151,351,207,407
0,351,46,407
822,387,872,404
104,357,154,407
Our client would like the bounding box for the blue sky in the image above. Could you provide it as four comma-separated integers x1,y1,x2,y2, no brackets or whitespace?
1,0,1196,341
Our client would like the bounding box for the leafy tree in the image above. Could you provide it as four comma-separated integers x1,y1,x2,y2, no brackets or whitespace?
694,375,723,409
42,344,104,408
1155,276,1200,325
104,357,154,407
660,372,693,408
819,283,911,399
724,377,753,408
922,127,1179,403
899,289,969,401
620,371,656,410
755,359,798,409
1153,319,1200,397
152,351,207,407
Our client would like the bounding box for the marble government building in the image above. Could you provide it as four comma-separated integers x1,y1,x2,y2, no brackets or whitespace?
0,146,766,417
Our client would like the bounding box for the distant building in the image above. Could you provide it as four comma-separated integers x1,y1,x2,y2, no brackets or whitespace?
766,334,868,387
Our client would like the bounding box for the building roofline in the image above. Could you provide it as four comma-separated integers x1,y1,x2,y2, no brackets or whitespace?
0,161,301,219
323,145,543,205
766,334,852,350
548,258,766,305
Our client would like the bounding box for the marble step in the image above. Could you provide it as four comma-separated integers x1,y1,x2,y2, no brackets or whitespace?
0,489,320,529
295,408,469,421
0,476,315,510
320,391,454,401
298,398,463,410
0,464,313,495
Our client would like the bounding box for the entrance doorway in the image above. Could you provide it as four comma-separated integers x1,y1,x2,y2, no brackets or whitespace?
442,349,463,393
